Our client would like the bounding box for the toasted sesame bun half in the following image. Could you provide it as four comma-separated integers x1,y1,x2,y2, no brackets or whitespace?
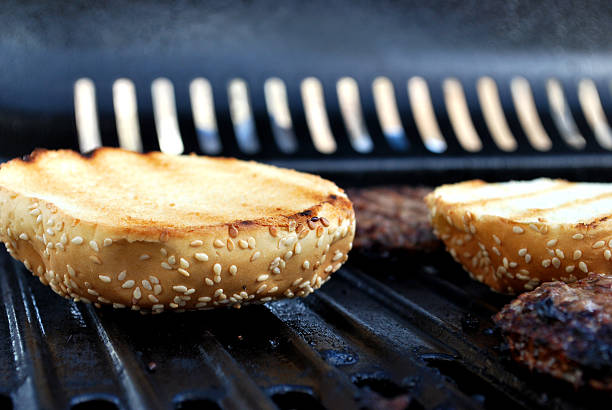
0,148,355,312
425,178,612,294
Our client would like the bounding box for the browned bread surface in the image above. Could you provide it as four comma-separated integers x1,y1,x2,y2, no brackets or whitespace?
0,148,355,312
426,178,612,293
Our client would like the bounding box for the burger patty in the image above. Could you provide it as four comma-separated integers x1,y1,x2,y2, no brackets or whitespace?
347,186,440,254
494,273,612,390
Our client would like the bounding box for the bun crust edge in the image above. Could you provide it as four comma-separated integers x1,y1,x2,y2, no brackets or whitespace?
0,186,355,312
426,187,612,294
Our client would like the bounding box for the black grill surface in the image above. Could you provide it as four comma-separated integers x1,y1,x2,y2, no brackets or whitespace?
1,247,608,410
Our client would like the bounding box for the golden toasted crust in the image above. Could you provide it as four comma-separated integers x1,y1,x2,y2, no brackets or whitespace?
426,179,612,294
0,148,355,311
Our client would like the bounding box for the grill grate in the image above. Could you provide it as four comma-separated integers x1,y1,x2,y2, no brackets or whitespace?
1,248,608,410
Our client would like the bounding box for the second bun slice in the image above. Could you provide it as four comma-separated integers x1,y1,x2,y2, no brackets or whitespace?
0,148,355,312
426,178,612,294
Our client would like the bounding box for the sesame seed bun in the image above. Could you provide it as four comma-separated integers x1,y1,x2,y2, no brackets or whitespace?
0,148,355,312
425,178,612,294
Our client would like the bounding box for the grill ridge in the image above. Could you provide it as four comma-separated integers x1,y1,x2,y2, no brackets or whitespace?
69,76,612,160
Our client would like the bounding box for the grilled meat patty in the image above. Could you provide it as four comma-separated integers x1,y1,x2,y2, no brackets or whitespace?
494,273,612,390
347,186,440,254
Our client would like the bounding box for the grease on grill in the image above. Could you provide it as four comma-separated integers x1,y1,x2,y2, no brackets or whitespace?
494,273,612,390
347,186,440,256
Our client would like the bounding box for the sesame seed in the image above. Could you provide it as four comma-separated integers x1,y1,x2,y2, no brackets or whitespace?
294,243,302,255
229,265,237,275
579,261,588,272
257,274,269,282
492,235,501,245
492,246,500,256
148,295,159,303
88,240,99,252
19,233,28,240
513,226,524,234
90,255,102,264
316,226,324,237
29,208,41,216
154,285,162,295
302,260,310,270
213,263,222,275
173,285,188,293
122,280,135,288
160,248,167,256
66,264,76,277
118,270,127,281
185,288,195,295
307,219,316,230
525,254,532,263
321,217,330,227
71,236,83,245
168,255,176,265
37,266,44,275
546,239,558,247
272,267,281,275
214,275,221,283
60,234,67,245
46,228,55,236
177,268,190,277
324,265,333,273
261,297,272,302
98,275,111,283
228,225,239,238
36,215,43,224
46,242,54,249
194,252,209,262
573,250,582,260
103,238,112,247
238,239,248,249
214,239,224,248
269,226,278,237
284,250,293,260
542,259,551,268
566,265,575,273
555,249,565,259
332,251,344,261
268,286,279,293
214,289,223,297
205,278,214,286
518,248,527,256
256,284,268,294
250,251,261,262
161,262,173,270
198,296,212,302
509,262,518,268
179,258,189,269
133,287,142,299
594,240,606,249
139,254,151,261
606,250,612,261
141,280,152,290
190,240,203,247
87,289,99,296
552,257,561,268
502,257,509,269
573,234,584,240
98,297,111,304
